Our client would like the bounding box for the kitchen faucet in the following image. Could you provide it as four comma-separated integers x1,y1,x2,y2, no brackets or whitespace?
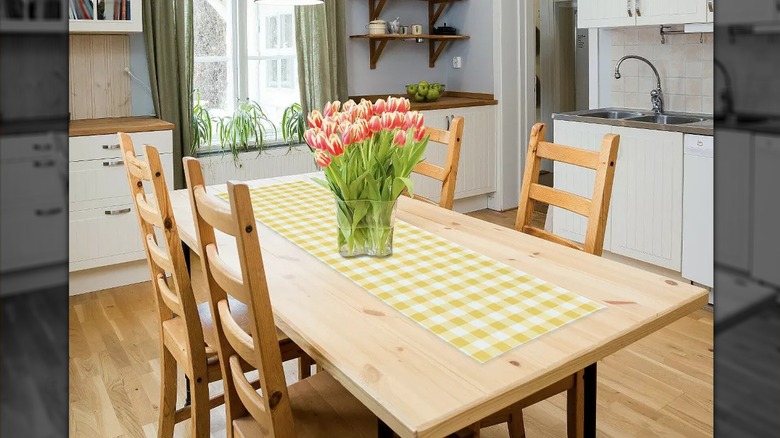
714,59,734,116
614,55,664,114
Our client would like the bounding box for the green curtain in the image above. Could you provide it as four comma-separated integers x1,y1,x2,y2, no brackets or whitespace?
295,0,349,116
143,0,193,189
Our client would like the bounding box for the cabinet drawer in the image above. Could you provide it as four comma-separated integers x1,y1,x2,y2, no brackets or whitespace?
69,153,173,204
1,159,66,203
69,130,173,162
69,200,145,267
0,196,67,272
0,133,66,162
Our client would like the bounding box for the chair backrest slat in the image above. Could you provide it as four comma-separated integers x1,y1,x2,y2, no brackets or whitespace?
118,133,206,361
410,116,464,210
515,123,620,257
184,157,295,437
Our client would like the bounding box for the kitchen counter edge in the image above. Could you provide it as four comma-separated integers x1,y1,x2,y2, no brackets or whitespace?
553,109,714,136
70,116,175,137
349,92,498,111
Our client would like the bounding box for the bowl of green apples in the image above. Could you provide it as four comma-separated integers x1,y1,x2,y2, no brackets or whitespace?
406,81,445,102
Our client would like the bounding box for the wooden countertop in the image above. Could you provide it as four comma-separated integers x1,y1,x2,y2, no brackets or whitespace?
349,92,497,111
69,116,174,137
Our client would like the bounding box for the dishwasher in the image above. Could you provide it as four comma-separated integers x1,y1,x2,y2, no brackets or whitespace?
682,134,714,299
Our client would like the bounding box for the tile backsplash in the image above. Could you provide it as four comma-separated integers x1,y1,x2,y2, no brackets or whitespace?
610,27,714,114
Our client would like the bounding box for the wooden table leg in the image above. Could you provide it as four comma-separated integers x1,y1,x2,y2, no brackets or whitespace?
583,363,597,438
378,419,394,438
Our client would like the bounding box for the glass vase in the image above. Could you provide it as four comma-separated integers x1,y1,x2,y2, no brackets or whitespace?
335,199,398,258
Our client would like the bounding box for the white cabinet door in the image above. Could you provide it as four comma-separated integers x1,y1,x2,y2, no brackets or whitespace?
610,127,683,270
552,120,614,249
716,0,779,25
578,0,637,28
69,200,147,271
751,134,780,287
634,0,708,26
412,106,497,205
715,130,751,272
69,153,173,205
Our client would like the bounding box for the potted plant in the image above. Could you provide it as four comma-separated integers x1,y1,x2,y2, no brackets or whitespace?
216,98,277,166
281,102,306,147
304,97,429,258
191,90,213,155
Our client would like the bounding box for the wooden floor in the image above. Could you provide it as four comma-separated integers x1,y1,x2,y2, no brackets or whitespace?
68,208,715,438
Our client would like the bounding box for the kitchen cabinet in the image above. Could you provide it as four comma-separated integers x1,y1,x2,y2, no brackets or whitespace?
412,106,497,210
68,121,173,273
751,134,780,287
716,0,780,25
715,130,752,272
0,133,68,273
552,120,684,271
578,0,709,28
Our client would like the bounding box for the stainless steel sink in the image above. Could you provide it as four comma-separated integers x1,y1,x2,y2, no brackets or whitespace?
627,114,707,125
582,110,645,119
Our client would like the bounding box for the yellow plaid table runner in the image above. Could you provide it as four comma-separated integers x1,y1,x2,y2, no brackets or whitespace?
218,180,604,363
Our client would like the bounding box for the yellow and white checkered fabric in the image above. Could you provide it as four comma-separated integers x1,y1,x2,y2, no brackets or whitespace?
218,180,604,363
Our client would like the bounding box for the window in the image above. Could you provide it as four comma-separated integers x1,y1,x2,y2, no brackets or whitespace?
193,0,300,150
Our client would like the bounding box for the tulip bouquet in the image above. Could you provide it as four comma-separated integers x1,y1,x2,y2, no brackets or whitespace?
305,97,429,257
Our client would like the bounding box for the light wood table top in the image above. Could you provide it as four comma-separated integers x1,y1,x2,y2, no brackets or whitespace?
169,173,708,438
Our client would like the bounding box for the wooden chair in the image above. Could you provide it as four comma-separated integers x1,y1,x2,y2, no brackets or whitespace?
514,122,620,256
472,123,619,437
409,116,465,210
118,134,309,437
182,157,378,437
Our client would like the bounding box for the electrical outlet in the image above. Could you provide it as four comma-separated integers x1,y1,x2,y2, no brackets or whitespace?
452,56,462,69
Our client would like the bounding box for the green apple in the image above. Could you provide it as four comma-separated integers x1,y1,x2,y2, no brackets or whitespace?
426,88,441,101
417,81,429,95
406,84,418,95
414,92,427,102
430,83,442,92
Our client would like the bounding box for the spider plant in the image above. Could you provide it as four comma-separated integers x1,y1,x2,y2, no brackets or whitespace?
191,90,213,155
216,98,277,166
281,102,306,146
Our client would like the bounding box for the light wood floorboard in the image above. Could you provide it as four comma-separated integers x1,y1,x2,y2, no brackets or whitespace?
68,207,714,437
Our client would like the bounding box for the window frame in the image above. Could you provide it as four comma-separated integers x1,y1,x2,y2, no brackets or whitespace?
193,0,301,154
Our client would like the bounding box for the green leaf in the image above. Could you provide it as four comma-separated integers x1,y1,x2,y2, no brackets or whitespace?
392,176,414,199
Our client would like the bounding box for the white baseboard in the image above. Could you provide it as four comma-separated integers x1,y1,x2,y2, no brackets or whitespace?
0,263,68,297
69,260,150,296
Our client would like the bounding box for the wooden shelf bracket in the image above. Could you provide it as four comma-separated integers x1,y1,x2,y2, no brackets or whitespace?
369,39,389,69
369,0,388,21
429,39,450,68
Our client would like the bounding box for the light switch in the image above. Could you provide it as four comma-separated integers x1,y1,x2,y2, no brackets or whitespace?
452,56,462,69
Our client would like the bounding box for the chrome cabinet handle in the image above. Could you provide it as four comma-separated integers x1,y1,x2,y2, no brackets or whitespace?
446,115,451,130
33,143,52,151
35,207,63,216
102,144,120,150
636,0,641,16
103,160,124,167
33,160,56,168
708,0,713,12
627,0,633,17
105,208,131,215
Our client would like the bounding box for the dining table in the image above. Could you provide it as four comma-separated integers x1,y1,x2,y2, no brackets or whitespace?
168,172,709,438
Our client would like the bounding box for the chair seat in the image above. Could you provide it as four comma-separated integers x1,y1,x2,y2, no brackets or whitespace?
232,371,377,438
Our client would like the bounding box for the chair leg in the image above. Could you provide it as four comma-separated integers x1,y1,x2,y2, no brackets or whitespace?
189,372,211,438
507,405,526,438
158,347,177,438
298,354,314,379
567,370,585,438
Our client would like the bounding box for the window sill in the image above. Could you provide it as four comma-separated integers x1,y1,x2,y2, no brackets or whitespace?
195,142,310,158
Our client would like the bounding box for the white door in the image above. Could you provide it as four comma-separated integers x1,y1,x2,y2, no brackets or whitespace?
751,134,780,287
551,120,614,249
577,0,637,28
634,0,708,26
716,0,779,25
715,130,751,272
610,127,683,270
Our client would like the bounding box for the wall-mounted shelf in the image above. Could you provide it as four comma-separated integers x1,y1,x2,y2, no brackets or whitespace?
354,0,468,69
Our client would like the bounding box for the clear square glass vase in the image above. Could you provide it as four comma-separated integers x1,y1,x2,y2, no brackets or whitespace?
335,199,398,258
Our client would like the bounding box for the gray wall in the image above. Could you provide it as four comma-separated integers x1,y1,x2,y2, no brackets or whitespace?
441,0,494,94
129,33,156,116
346,2,494,96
